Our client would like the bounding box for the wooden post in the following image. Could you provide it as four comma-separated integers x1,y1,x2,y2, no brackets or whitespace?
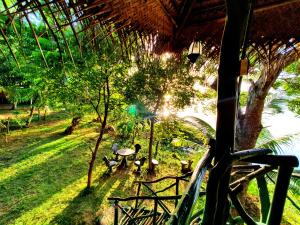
175,178,179,206
266,166,294,225
148,118,155,173
202,0,252,224
135,183,141,208
114,200,119,225
153,199,158,225
6,118,9,134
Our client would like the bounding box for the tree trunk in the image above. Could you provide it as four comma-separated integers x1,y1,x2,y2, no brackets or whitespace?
64,117,81,135
232,41,299,223
11,101,17,110
148,118,155,173
43,107,47,121
87,120,106,189
26,95,38,127
87,77,110,189
154,140,159,158
37,108,41,121
147,95,162,174
26,106,35,127
235,48,299,150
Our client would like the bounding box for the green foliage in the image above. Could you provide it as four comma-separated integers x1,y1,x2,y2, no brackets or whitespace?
267,171,300,197
255,128,298,154
284,59,300,75
124,54,196,114
266,98,285,114
0,111,204,224
239,91,248,107
273,60,300,115
155,117,207,151
182,116,215,139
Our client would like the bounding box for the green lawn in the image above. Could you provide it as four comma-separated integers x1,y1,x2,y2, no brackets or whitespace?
0,111,200,225
247,177,300,224
1,110,299,224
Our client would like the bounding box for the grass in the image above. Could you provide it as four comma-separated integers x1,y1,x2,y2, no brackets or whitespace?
247,179,300,224
0,110,201,225
1,109,299,224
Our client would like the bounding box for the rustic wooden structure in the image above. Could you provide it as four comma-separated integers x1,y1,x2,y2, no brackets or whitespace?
108,148,299,224
108,171,193,224
1,0,300,224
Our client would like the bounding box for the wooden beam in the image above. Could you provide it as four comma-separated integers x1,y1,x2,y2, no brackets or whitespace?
190,0,300,26
201,0,253,224
156,0,178,28
174,0,195,38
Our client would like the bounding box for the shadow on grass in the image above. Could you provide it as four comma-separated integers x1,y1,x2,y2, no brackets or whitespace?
0,139,90,224
50,164,139,225
0,129,95,173
0,131,64,168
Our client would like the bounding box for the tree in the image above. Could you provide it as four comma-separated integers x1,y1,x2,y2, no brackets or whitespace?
125,54,197,172
235,42,300,150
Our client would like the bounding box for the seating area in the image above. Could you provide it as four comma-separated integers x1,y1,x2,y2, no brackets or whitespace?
105,143,150,174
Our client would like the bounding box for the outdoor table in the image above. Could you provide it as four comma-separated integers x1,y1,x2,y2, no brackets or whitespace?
117,148,135,168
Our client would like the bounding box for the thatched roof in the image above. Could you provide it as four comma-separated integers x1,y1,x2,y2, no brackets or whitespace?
66,0,300,52
1,0,300,54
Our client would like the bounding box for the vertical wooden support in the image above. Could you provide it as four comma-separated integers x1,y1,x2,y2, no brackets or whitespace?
175,178,179,206
267,166,294,225
202,0,252,224
114,200,119,225
153,199,158,225
135,183,141,208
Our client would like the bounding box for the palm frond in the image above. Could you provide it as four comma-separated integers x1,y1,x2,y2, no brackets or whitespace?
181,116,215,138
256,128,300,154
266,98,286,114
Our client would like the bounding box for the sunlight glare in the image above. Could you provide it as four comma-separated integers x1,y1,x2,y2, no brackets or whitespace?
162,109,170,118
164,94,171,101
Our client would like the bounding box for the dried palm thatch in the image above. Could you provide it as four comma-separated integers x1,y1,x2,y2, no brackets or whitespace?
0,0,300,57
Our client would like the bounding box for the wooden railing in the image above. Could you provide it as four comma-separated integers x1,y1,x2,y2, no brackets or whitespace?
230,154,299,225
167,150,212,224
108,148,299,225
134,172,192,210
108,168,197,225
108,195,182,225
